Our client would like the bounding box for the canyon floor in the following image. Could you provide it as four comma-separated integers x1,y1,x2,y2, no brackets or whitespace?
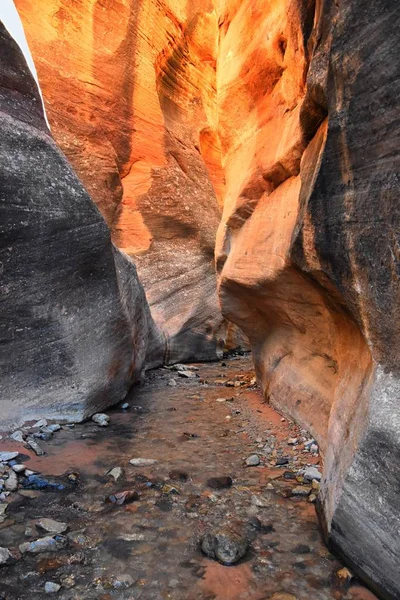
0,356,375,600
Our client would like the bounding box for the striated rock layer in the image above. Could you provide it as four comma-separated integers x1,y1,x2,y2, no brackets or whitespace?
15,0,226,362
216,1,400,598
0,19,162,427
7,0,400,597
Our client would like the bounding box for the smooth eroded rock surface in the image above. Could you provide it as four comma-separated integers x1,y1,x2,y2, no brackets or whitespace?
0,20,159,426
15,0,227,362
215,1,400,598
3,1,400,598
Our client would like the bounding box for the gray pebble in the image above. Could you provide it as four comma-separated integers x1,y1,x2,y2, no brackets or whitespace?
107,466,124,481
44,582,61,593
177,370,197,378
0,547,12,566
4,469,18,491
92,413,110,427
201,527,248,565
26,438,45,456
36,518,68,534
10,431,25,443
291,486,312,497
129,458,157,467
303,466,322,482
0,452,19,462
251,495,269,507
246,454,260,467
47,424,61,432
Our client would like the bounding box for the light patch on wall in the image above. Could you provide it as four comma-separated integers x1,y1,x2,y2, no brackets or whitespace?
0,0,50,128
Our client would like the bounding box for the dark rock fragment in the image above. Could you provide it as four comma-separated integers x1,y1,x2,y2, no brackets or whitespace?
106,491,139,505
169,470,189,482
22,475,65,491
292,544,311,555
201,527,248,565
206,476,233,490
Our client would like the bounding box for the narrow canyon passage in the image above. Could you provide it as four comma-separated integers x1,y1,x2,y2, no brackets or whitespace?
1,1,399,598
0,356,371,600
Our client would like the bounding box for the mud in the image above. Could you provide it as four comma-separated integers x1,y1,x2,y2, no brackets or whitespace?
0,355,374,599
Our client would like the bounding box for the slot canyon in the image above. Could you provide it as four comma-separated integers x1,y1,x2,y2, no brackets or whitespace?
0,1,399,599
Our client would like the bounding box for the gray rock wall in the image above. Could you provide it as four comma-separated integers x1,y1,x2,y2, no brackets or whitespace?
296,2,400,597
0,21,161,427
215,0,400,597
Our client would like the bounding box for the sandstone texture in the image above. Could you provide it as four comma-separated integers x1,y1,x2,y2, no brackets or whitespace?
3,1,400,598
15,0,226,362
216,1,400,598
0,20,161,427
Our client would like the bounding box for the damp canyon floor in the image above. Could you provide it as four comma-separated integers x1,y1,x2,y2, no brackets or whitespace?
0,355,372,600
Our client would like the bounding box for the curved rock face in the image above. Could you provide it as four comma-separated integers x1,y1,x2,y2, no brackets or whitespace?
6,0,400,597
15,0,226,362
0,19,162,427
216,1,400,598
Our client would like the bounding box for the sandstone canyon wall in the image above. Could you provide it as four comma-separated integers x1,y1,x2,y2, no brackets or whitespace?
2,0,400,598
0,17,162,427
216,1,400,598
15,0,227,363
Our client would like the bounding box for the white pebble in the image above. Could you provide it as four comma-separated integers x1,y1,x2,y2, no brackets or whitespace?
10,431,25,443
11,464,25,473
129,458,157,467
44,582,61,594
92,413,110,427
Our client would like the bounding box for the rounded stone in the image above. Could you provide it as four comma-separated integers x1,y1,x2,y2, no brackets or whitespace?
44,582,61,594
92,413,110,427
0,547,12,565
246,454,260,467
201,527,248,565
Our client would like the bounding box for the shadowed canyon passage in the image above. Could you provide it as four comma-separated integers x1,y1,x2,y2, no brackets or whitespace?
1,0,400,599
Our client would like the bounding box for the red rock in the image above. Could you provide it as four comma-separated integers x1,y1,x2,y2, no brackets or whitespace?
215,1,400,597
15,0,226,362
5,1,400,597
37,556,66,575
348,586,380,600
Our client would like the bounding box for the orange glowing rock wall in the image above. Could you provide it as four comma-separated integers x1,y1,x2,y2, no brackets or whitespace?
217,0,332,447
15,0,226,363
216,1,400,598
